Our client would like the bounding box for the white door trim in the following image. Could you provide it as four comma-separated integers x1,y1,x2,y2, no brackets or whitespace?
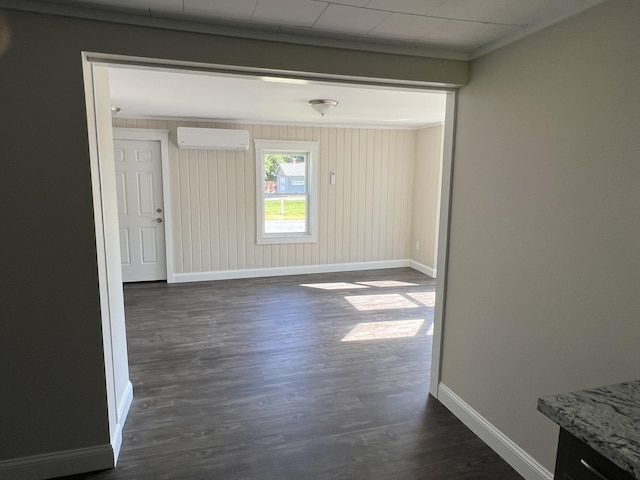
113,128,175,283
81,57,128,469
82,53,456,475
429,91,457,398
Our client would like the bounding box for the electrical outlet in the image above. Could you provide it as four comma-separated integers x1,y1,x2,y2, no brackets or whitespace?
415,241,420,250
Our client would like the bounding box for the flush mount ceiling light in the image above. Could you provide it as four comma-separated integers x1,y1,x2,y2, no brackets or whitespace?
308,99,338,117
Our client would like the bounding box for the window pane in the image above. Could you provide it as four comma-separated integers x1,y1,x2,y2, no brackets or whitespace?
264,154,306,194
264,195,307,233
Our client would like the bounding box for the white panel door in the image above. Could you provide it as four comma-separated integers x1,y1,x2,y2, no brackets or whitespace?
114,139,166,282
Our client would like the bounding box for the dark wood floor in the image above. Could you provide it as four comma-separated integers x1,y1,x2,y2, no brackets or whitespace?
63,268,522,480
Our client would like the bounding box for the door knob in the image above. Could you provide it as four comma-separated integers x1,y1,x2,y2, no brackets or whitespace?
156,218,163,223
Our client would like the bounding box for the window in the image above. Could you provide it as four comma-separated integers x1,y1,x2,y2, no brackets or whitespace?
255,139,319,244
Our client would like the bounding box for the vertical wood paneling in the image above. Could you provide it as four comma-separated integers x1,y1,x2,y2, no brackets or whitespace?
188,148,202,271
319,127,329,264
342,129,352,263
327,128,337,265
378,130,389,260
199,149,211,271
224,124,237,270
118,119,425,276
207,149,220,272
392,131,403,260
385,131,396,260
179,143,192,273
335,128,345,263
399,131,413,258
364,129,375,262
372,129,382,260
349,129,359,263
217,150,229,270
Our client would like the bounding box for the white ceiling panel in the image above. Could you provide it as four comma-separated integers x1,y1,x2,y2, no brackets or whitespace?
314,4,390,34
29,0,608,58
365,0,448,16
428,0,554,25
183,0,258,20
425,19,519,49
109,67,446,128
252,0,327,27
371,13,444,40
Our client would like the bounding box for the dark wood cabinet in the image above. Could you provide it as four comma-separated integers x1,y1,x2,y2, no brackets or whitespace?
554,429,635,480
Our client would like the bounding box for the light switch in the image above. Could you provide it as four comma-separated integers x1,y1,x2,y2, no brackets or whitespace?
330,171,336,185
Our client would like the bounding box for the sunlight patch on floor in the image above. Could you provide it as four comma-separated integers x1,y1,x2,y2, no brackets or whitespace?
300,282,369,290
342,319,425,342
407,291,436,307
426,323,434,336
344,294,419,311
356,280,418,287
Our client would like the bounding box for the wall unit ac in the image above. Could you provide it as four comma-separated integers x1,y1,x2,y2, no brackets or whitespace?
177,127,250,151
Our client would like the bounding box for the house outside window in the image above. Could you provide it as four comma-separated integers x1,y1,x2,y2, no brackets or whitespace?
255,139,319,244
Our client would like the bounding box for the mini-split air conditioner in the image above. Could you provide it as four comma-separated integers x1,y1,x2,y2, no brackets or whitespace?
176,127,250,151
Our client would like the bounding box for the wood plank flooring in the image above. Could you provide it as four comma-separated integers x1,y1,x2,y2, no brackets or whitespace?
63,268,523,480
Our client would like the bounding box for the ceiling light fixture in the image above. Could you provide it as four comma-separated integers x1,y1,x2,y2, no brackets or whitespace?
110,106,122,115
308,99,338,117
261,76,309,85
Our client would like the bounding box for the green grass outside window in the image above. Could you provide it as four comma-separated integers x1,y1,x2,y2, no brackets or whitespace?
264,198,306,220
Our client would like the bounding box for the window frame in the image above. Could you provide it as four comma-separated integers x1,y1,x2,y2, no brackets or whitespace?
255,139,319,245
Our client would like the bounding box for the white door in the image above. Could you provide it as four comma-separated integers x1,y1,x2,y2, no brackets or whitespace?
114,139,166,282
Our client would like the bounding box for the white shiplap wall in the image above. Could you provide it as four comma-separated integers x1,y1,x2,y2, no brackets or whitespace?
114,118,417,276
411,125,443,273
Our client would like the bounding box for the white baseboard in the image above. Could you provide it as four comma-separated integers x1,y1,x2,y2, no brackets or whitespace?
408,260,436,278
112,381,133,464
0,445,114,480
173,260,412,283
437,383,553,480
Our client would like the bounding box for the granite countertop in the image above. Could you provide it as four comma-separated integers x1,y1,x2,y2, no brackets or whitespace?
538,380,640,479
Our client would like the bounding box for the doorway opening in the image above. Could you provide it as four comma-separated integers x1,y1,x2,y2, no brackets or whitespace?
83,54,456,463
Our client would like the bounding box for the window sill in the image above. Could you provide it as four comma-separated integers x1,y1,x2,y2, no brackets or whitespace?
257,234,317,245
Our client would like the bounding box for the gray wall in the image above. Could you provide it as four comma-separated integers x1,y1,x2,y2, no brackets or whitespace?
441,0,640,470
0,8,466,464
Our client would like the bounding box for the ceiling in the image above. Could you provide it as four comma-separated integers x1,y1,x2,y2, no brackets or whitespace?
109,67,448,128
28,0,606,59
15,0,604,126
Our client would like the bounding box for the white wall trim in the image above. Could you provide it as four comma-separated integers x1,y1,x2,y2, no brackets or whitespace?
111,381,133,464
438,383,553,480
174,260,411,283
83,57,132,475
0,445,114,480
113,128,175,283
408,260,436,278
429,91,456,398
